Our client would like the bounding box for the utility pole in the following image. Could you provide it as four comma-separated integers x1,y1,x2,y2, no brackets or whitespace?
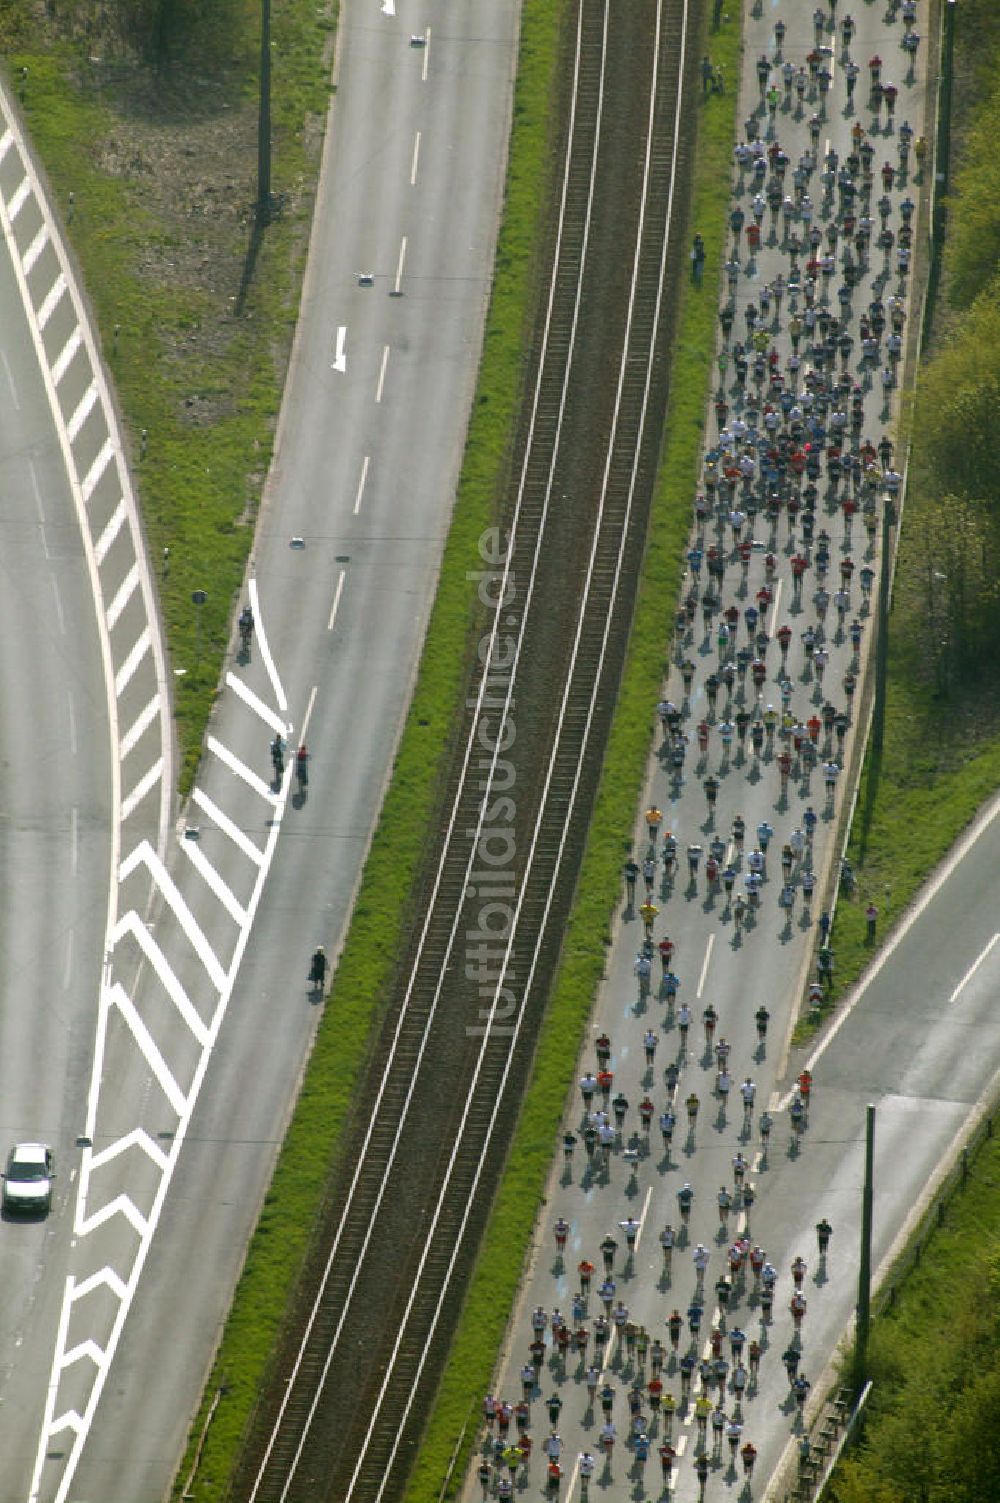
871,499,893,754
256,0,272,227
855,1103,876,1388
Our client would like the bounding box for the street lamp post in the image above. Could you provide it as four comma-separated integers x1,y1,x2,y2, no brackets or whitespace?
256,0,272,228
192,589,208,664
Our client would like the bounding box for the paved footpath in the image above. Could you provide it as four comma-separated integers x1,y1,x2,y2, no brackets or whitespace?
463,0,932,1499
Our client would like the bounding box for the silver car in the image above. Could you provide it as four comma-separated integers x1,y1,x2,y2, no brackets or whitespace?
2,1142,54,1214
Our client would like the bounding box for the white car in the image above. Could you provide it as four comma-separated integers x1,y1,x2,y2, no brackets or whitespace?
3,1142,54,1214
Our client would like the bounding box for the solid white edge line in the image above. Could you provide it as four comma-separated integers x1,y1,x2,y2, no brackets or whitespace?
949,932,999,1004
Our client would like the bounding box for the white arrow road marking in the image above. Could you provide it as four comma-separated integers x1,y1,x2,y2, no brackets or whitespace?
381,0,395,12
332,324,347,372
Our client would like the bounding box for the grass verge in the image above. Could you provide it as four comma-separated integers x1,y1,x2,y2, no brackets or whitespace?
829,1118,1000,1503
403,13,743,1498
171,2,570,1493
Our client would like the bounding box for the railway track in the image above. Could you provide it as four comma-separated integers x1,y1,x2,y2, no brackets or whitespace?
231,1,696,1498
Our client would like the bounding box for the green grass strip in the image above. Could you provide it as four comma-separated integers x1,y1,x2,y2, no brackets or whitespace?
172,2,569,1493
404,13,742,1498
830,1126,1000,1503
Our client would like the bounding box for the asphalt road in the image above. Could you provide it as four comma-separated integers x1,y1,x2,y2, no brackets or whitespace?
41,3,524,1502
0,163,112,1485
464,2,941,1500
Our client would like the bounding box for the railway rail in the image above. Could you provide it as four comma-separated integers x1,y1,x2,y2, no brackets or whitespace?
231,1,696,1497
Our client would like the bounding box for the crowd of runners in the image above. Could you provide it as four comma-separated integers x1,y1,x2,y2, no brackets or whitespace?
474,0,924,1495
